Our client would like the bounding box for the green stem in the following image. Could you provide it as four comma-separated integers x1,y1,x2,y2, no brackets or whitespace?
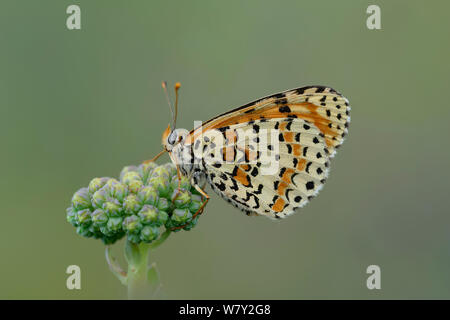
105,231,172,299
126,242,151,299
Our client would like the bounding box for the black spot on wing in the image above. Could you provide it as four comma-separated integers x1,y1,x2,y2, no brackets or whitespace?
278,105,291,113
274,180,280,190
254,184,263,195
286,121,293,131
306,181,315,190
285,189,293,202
287,144,292,154
306,162,312,173
303,147,308,157
215,182,226,191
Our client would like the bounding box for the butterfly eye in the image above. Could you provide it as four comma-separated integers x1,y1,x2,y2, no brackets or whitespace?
168,131,177,145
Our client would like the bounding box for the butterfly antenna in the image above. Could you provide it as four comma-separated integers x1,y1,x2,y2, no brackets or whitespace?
161,81,174,121
173,82,181,128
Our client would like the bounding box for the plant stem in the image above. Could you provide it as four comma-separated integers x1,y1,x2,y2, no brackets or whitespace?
125,241,151,299
106,232,171,299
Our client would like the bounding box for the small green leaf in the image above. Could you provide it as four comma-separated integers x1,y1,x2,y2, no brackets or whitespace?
147,262,160,288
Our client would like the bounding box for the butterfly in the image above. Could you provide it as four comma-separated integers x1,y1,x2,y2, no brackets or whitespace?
147,82,350,229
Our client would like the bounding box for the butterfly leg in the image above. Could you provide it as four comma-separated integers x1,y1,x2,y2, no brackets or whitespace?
143,149,166,164
169,184,209,231
191,184,210,219
171,163,183,203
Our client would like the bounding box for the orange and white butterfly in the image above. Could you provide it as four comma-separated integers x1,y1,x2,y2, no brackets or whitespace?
149,82,350,225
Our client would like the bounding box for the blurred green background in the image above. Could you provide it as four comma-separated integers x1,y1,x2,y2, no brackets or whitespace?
1,0,449,299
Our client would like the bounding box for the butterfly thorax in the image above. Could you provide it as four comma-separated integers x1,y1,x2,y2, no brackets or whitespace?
175,141,210,188
171,141,193,175
164,128,208,188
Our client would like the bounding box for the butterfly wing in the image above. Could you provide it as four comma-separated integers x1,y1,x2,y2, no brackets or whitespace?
189,85,350,218
191,85,350,156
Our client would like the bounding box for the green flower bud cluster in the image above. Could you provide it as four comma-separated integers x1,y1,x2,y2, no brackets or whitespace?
66,162,205,244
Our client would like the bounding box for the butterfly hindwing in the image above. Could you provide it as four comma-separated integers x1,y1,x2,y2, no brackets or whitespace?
199,117,330,218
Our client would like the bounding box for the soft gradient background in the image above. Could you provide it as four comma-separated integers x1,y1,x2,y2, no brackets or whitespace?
1,0,449,299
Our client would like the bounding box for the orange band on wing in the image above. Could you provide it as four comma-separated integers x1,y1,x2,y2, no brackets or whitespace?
296,158,307,171
234,167,251,187
191,102,338,148
284,132,294,143
281,168,295,185
272,197,285,213
277,181,289,197
293,144,302,157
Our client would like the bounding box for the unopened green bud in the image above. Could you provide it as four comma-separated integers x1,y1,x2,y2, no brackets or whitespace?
137,186,158,205
189,200,202,214
170,175,192,191
148,175,170,197
92,209,108,226
156,197,171,212
104,178,119,189
127,233,141,244
158,210,169,225
188,194,203,213
66,207,78,226
171,189,192,208
138,205,159,224
72,188,91,210
92,188,108,209
123,215,143,233
183,216,200,231
76,225,92,237
171,208,192,224
121,171,141,184
162,163,177,177
106,217,123,233
140,225,159,242
108,181,128,202
151,166,171,179
139,162,158,183
120,166,139,181
123,194,141,214
126,179,144,194
77,209,92,225
103,199,122,217
88,177,108,195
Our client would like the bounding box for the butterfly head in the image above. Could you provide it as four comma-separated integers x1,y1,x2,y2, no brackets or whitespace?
161,82,186,153
162,124,188,152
